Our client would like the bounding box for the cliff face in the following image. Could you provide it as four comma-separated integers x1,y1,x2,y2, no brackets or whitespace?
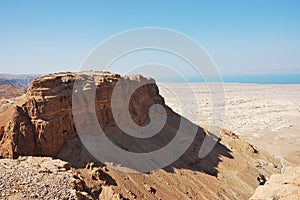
0,72,165,158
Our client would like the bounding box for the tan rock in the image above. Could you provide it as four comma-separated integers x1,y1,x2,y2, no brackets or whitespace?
0,72,165,159
99,186,123,200
250,166,300,200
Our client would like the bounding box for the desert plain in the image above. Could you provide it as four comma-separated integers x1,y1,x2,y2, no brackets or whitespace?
158,83,300,167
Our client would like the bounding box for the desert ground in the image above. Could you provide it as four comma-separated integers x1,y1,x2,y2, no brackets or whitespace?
158,83,300,167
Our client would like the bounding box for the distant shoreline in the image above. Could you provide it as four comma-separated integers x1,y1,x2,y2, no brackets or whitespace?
1,73,300,85
188,73,300,84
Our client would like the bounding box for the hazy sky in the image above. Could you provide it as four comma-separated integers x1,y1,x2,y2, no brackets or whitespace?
0,0,300,75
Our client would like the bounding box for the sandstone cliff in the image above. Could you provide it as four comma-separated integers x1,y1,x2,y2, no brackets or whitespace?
0,72,166,159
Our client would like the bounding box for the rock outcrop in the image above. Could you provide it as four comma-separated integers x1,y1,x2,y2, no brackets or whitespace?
0,72,166,159
250,166,300,200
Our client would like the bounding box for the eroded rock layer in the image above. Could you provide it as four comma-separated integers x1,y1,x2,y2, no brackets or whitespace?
0,72,165,159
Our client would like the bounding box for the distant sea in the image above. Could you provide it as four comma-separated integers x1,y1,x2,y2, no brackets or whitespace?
187,73,300,84
1,73,299,85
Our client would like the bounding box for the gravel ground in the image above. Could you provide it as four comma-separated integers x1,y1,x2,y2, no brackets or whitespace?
0,156,79,200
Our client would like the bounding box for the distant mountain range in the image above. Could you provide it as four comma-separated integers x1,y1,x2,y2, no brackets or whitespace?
0,74,39,89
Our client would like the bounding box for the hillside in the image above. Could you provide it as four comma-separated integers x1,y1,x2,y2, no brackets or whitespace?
0,72,281,199
0,84,25,99
0,74,38,89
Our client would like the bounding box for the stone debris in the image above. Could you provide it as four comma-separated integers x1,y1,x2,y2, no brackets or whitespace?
250,166,300,200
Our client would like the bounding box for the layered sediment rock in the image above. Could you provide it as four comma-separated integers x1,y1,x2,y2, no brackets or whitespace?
0,72,165,159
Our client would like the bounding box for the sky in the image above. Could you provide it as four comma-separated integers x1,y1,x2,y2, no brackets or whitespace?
0,0,300,76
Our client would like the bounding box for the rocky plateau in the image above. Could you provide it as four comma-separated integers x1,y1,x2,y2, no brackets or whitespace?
0,72,295,199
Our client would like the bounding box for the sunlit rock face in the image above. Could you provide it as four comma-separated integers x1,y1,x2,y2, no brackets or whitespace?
0,71,166,158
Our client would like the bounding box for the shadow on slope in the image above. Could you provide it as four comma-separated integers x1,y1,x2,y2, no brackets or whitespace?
57,112,233,177
164,129,233,177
